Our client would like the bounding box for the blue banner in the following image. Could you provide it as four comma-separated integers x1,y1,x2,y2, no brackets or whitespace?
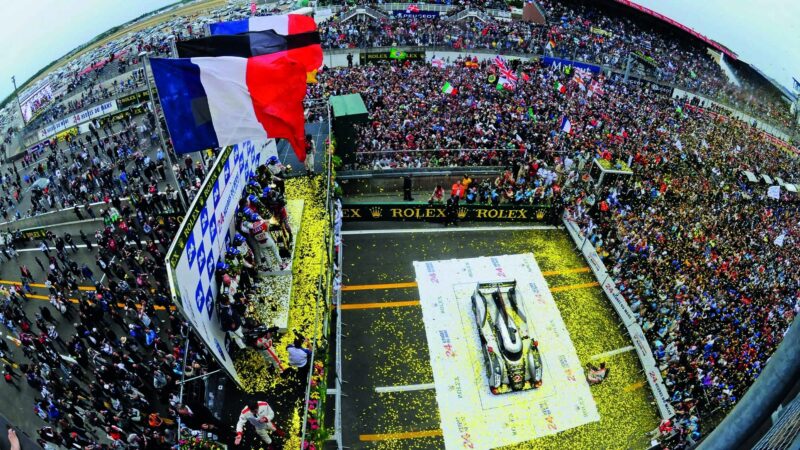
392,10,439,19
541,56,601,74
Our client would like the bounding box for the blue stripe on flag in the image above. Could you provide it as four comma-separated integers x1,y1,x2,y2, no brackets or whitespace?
150,58,219,154
209,19,249,35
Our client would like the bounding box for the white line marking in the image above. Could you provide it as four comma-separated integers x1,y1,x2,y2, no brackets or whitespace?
342,225,557,235
18,239,159,253
590,345,635,360
375,383,435,393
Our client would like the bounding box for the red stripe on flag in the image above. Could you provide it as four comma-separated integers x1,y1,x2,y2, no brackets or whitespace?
287,14,318,34
246,55,308,161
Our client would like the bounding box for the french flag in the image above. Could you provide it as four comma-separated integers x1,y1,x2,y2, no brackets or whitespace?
177,29,322,73
150,55,307,160
560,116,572,133
209,14,317,37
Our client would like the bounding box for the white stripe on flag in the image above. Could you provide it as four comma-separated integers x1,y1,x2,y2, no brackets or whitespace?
249,15,289,34
192,56,268,146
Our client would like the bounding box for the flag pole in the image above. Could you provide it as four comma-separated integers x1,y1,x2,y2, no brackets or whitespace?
140,52,189,212
10,75,27,127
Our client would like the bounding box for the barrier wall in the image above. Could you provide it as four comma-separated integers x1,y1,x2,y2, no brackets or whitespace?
562,213,675,420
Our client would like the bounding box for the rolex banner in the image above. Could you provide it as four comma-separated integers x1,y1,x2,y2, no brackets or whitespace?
341,203,552,222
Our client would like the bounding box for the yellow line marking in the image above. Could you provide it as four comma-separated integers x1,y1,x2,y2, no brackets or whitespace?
340,300,420,310
360,429,443,441
0,279,96,291
342,282,418,291
550,281,600,293
24,292,174,311
341,268,590,292
541,267,591,276
624,381,646,392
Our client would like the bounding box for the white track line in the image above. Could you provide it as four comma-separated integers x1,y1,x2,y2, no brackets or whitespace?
343,225,557,235
375,383,436,394
590,345,635,360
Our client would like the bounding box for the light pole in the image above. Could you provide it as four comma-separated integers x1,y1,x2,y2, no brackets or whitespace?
139,51,189,211
10,75,27,127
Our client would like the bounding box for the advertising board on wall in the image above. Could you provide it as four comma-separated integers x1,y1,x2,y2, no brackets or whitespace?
360,50,426,64
37,100,118,141
166,139,277,386
540,56,601,74
341,203,552,222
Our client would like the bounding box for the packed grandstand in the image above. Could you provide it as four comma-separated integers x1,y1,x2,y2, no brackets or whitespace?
0,1,797,449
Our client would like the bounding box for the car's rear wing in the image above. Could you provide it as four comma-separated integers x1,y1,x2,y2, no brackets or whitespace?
475,280,517,295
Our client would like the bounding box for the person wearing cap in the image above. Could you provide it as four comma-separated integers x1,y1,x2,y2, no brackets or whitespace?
266,157,286,194
234,399,283,445
219,296,246,349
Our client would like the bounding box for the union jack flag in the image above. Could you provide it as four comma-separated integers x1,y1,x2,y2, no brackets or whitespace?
574,67,592,80
493,56,509,72
588,80,605,96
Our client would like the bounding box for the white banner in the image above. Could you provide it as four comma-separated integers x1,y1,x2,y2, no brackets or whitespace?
166,139,277,386
563,213,675,419
415,254,599,449
767,185,781,200
37,100,119,141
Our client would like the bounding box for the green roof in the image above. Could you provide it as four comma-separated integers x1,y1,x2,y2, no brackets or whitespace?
330,94,368,117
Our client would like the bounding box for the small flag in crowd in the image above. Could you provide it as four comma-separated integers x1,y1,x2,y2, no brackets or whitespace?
547,38,556,49
574,67,592,80
572,73,585,90
406,4,420,13
441,81,457,95
389,48,408,60
560,116,572,133
555,81,566,94
250,1,257,15
521,72,531,83
431,58,445,68
588,80,604,96
774,232,786,247
767,185,781,200
493,55,509,71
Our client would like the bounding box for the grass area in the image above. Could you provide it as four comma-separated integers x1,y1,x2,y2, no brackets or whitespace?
345,229,659,450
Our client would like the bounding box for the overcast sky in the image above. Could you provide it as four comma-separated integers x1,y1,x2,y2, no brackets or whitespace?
1,0,799,101
0,0,176,100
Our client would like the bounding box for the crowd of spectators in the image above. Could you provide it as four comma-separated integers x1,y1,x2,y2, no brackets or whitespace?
316,55,799,447
318,0,796,131
0,190,229,448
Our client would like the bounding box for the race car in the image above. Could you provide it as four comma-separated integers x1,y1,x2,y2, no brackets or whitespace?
471,280,543,394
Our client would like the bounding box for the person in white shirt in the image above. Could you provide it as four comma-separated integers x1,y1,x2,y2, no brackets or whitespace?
235,400,281,445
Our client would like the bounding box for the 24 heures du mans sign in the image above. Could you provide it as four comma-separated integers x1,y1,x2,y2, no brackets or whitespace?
341,203,552,222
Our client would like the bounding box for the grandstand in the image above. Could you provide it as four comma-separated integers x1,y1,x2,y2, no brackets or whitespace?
0,1,797,449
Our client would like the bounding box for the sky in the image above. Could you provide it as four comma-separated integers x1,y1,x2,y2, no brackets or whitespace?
1,0,799,102
0,0,176,101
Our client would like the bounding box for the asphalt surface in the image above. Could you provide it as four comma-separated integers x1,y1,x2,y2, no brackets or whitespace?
0,121,330,446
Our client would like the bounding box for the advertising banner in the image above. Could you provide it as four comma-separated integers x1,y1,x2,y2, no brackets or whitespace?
340,203,552,222
117,90,151,109
392,10,439,19
360,50,426,64
37,100,118,141
20,82,54,123
166,139,277,386
540,56,601,74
